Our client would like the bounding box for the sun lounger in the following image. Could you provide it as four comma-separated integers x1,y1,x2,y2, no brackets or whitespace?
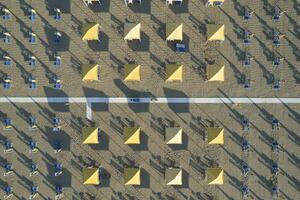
54,8,61,21
54,163,63,176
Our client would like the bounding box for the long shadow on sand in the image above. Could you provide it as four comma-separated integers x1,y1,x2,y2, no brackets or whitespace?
83,87,108,112
163,87,189,113
114,79,150,113
43,86,70,112
45,0,71,14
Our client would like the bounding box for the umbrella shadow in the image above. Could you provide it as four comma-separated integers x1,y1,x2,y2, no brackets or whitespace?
90,130,109,150
99,167,111,187
135,168,150,188
127,31,149,51
128,0,151,14
88,0,110,12
87,32,109,51
150,14,165,40
188,14,207,36
45,0,71,13
168,1,189,13
163,87,189,113
129,130,148,151
83,87,108,112
114,79,150,112
44,25,70,52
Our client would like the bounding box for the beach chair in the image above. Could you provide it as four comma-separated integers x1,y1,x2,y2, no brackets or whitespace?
244,79,254,89
243,7,254,21
273,56,283,67
28,55,37,66
29,32,37,44
28,76,37,89
242,164,250,177
3,33,12,44
175,43,186,52
28,8,36,22
4,140,13,153
242,117,250,131
55,185,63,199
54,8,61,21
4,56,12,66
29,117,37,130
54,31,61,43
2,8,11,20
53,76,62,89
272,118,280,130
54,56,61,66
273,6,285,22
83,0,102,6
3,76,12,89
125,0,133,6
4,118,12,130
30,163,38,176
4,186,13,199
54,141,62,153
4,164,14,176
242,140,250,152
29,186,39,199
273,79,284,90
241,186,250,199
243,30,254,44
54,163,63,176
271,187,279,198
272,31,284,46
243,54,253,67
272,140,279,153
29,140,38,153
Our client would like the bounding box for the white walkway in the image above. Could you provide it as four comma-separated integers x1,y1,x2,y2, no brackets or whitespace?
1,97,300,104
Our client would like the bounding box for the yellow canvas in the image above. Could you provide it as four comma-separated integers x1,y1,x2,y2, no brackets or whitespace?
207,65,225,81
124,23,141,40
165,127,182,144
83,168,99,185
207,24,225,41
124,168,141,185
82,64,99,81
166,64,183,81
82,127,99,144
124,64,141,81
166,168,182,185
81,23,100,41
124,127,141,144
207,128,224,144
207,168,224,185
166,23,183,41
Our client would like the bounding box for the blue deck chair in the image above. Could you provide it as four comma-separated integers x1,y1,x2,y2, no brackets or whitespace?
242,118,250,131
30,163,38,176
54,56,61,66
29,56,37,66
29,117,37,130
3,76,12,89
272,119,280,130
30,185,39,199
4,164,13,176
54,32,61,43
29,141,38,153
242,164,250,177
272,140,279,152
273,57,282,67
53,76,62,89
2,9,11,20
175,43,186,52
4,33,12,44
242,186,250,198
54,8,62,21
4,140,13,153
29,34,37,44
271,187,279,198
4,186,13,197
243,7,253,21
4,118,12,129
55,185,62,195
29,76,37,89
29,9,36,22
54,141,62,153
4,56,12,66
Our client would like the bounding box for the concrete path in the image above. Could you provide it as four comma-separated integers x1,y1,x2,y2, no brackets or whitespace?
1,97,300,104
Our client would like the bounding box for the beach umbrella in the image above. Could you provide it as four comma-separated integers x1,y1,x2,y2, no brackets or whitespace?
124,127,141,144
242,117,250,131
243,30,254,44
272,140,279,152
272,119,280,130
206,168,224,185
273,56,283,67
53,75,62,89
207,127,224,144
207,65,225,82
166,23,183,41
82,127,99,144
242,140,250,152
82,64,100,81
165,127,182,144
123,64,141,81
28,55,37,66
30,185,39,199
83,167,100,185
241,186,249,198
165,64,183,82
243,7,254,21
124,167,141,185
272,163,279,175
207,24,225,41
55,185,63,199
81,23,100,41
273,6,285,22
165,168,182,185
54,141,62,153
4,140,13,153
29,117,37,129
242,164,250,177
124,23,141,41
243,53,253,67
54,31,61,43
4,185,13,198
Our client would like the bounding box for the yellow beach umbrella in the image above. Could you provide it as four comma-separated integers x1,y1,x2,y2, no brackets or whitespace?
81,23,100,41
207,24,225,41
165,127,182,144
82,127,99,144
124,23,141,40
207,65,225,81
166,64,183,81
124,127,140,144
124,64,141,81
124,168,141,185
207,128,224,144
166,23,183,41
166,168,182,185
207,168,224,185
83,167,99,185
82,64,99,81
